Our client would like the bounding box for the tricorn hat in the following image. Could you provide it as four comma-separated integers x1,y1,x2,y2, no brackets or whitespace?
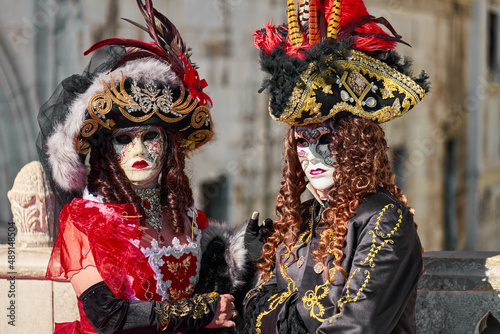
254,0,430,126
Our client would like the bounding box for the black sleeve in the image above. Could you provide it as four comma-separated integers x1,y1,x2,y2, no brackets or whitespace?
79,281,219,334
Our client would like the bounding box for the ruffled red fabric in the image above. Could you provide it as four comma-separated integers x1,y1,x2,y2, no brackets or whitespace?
46,198,155,298
47,199,206,333
46,199,158,333
54,321,79,334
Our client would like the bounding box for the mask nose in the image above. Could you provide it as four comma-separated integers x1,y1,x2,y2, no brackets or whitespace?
307,144,321,165
130,137,148,158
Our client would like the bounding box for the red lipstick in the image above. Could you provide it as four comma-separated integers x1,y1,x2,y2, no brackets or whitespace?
132,160,149,169
310,169,326,176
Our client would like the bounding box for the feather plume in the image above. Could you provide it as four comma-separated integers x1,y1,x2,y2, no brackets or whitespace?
253,21,287,54
327,0,342,38
287,0,303,46
298,0,310,35
309,0,320,45
84,0,211,106
338,15,409,51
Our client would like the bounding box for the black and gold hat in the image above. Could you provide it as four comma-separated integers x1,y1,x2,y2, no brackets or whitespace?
74,59,212,156
38,0,213,192
254,0,430,126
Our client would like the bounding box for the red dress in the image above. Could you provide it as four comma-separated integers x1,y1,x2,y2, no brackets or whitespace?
46,197,208,334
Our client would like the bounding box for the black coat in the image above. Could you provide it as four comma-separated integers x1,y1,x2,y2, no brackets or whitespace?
244,189,423,334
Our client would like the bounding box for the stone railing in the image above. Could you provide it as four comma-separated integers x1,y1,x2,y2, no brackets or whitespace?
0,161,78,333
1,161,500,333
417,251,500,333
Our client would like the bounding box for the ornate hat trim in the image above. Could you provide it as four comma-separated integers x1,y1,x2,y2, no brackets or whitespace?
274,50,426,125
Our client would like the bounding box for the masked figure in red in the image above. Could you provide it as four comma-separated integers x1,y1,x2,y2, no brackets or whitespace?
39,1,249,333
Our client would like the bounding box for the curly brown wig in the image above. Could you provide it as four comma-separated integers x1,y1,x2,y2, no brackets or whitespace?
258,117,414,282
87,130,193,236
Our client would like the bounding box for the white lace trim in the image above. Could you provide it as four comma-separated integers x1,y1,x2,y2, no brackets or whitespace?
141,208,202,301
82,187,104,203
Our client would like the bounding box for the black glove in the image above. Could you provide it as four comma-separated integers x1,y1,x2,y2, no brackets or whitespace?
80,281,219,333
244,211,274,260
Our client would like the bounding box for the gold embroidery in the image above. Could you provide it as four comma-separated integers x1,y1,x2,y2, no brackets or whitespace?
156,292,218,331
302,268,336,322
168,284,194,300
324,203,402,324
253,205,314,333
244,271,272,306
166,256,192,276
329,268,371,322
361,204,402,268
275,49,426,126
77,71,212,153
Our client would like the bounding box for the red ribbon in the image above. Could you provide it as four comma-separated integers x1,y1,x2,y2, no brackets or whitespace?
181,56,212,106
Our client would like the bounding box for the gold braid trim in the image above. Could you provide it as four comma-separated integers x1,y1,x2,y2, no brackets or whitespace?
253,205,314,333
155,292,219,331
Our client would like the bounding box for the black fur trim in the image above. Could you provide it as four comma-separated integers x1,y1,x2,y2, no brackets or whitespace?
259,47,309,119
189,222,256,334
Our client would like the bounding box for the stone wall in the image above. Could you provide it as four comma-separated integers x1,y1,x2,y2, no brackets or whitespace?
0,247,79,333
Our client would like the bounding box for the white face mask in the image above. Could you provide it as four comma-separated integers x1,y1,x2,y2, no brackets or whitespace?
112,126,165,189
294,122,336,198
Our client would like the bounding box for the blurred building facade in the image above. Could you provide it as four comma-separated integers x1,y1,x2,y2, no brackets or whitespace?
0,0,499,252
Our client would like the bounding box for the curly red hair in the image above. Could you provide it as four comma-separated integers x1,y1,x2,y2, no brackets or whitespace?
87,130,193,236
258,117,414,282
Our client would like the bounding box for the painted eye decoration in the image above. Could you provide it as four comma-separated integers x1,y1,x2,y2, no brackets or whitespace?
296,138,309,148
310,129,320,139
324,156,335,166
318,134,333,145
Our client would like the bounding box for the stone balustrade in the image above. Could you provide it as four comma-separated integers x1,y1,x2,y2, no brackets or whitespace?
0,161,78,333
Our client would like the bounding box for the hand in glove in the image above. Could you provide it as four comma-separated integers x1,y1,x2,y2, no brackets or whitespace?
244,211,274,260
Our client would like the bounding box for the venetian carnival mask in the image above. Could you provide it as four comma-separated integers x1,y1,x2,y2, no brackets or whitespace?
295,122,336,198
112,125,165,189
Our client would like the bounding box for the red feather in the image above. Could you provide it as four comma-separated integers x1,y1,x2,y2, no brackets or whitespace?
253,21,286,54
338,0,400,51
253,22,310,59
322,0,335,22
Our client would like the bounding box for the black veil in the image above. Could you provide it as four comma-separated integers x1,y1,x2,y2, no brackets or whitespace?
36,45,126,242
